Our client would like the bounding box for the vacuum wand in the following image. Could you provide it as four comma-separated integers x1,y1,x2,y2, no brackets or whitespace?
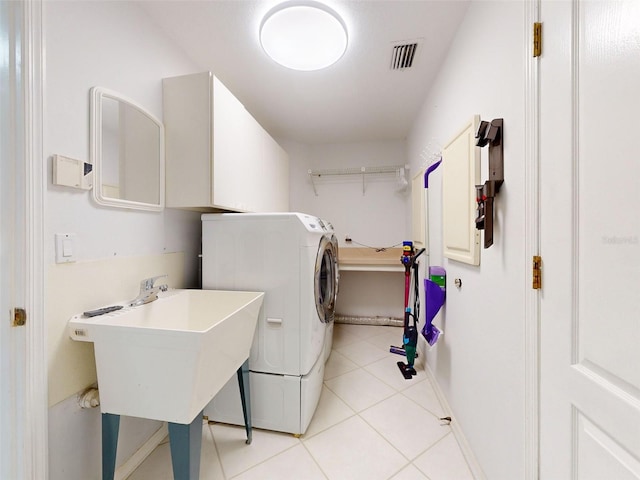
393,242,425,379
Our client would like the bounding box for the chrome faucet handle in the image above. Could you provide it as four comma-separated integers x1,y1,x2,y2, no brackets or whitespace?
140,275,168,292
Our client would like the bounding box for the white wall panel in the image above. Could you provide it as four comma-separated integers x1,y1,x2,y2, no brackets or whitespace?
44,0,201,267
286,140,409,249
285,139,410,320
406,2,527,479
43,2,202,478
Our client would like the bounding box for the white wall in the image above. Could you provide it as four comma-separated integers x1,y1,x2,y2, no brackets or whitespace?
407,2,526,479
285,139,410,318
44,2,202,478
44,1,202,268
287,139,410,248
42,1,529,478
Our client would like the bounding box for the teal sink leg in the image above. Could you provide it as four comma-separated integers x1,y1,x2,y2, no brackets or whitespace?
237,359,252,444
102,413,120,480
101,361,252,480
168,410,203,480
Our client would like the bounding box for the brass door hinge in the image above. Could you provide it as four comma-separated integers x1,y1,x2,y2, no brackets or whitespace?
532,256,542,290
533,23,542,57
12,308,26,327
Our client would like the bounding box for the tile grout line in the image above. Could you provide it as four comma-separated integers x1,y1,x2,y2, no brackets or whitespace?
322,372,396,418
216,425,306,480
398,384,448,421
356,392,452,463
206,422,230,480
410,431,455,479
356,402,420,467
332,326,459,479
228,440,306,480
303,386,358,441
298,432,332,480
134,324,471,480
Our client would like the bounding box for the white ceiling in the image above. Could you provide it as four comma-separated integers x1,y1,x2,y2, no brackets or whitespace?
139,0,470,144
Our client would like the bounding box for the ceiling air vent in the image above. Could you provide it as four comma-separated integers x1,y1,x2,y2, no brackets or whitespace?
390,41,420,70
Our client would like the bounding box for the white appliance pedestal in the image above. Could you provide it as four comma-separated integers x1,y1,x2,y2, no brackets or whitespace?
204,351,324,435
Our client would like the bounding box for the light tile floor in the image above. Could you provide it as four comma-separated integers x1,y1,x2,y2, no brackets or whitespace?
129,323,475,480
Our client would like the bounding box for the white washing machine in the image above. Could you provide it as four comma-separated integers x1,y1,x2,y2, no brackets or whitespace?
201,213,339,434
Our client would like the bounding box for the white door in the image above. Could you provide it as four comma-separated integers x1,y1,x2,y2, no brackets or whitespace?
1,2,47,478
539,0,640,478
1,3,27,477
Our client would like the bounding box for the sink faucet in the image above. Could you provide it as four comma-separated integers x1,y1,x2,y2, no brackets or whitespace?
129,275,169,307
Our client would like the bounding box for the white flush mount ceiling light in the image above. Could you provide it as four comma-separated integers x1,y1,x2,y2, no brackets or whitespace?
260,1,348,71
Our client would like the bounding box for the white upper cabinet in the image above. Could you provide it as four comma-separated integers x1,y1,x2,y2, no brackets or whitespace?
162,72,289,212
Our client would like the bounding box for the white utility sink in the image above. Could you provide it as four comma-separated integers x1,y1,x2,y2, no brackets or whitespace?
69,289,264,424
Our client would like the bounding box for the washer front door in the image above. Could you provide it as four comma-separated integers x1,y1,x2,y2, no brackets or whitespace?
314,235,338,324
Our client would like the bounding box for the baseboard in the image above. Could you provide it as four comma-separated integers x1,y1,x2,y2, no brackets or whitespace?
115,424,168,480
424,364,487,480
335,314,403,327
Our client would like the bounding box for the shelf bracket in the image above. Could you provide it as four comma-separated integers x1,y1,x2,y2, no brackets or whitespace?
308,170,318,196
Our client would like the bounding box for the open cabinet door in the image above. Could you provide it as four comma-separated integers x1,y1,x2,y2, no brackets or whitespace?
539,1,640,478
411,169,425,248
442,115,481,266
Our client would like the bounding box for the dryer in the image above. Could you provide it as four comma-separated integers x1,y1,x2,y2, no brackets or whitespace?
201,213,338,434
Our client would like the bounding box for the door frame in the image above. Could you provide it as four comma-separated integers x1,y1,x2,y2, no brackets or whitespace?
6,0,48,477
524,1,542,479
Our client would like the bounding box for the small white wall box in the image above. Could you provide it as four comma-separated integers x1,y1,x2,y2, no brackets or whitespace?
53,154,93,190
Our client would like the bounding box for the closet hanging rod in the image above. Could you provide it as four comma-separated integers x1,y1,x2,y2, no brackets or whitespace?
307,164,409,196
307,165,406,177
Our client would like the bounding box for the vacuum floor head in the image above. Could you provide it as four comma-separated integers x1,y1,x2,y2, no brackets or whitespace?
397,361,417,379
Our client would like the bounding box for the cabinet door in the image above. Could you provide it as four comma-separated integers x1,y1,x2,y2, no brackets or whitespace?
212,76,255,212
163,72,212,208
215,78,289,213
442,116,480,265
164,72,289,212
251,122,289,212
267,136,289,212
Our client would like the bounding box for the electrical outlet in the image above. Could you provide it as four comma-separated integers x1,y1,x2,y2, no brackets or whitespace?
345,236,352,243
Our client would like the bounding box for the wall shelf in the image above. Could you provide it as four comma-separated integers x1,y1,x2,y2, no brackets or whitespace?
338,247,404,272
308,164,407,195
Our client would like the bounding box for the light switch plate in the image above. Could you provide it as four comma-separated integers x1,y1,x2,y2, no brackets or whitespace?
55,233,77,264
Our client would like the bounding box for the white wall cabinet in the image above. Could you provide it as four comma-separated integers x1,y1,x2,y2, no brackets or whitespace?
162,72,289,212
442,115,480,265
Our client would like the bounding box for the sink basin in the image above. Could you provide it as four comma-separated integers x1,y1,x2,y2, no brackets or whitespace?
68,289,264,424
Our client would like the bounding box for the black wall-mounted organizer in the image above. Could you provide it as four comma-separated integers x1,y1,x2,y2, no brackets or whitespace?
474,118,504,248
